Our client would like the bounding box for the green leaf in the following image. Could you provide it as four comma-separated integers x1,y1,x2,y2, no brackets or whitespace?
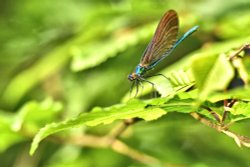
0,98,63,153
231,101,250,117
168,69,195,88
0,111,24,153
208,86,250,102
161,98,197,113
12,98,63,132
30,97,196,155
191,53,234,101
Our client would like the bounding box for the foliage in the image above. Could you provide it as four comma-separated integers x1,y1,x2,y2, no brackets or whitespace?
1,0,250,167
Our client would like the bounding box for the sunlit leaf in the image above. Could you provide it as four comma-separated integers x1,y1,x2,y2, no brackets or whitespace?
12,98,63,132
208,86,250,103
0,111,24,153
30,96,196,155
231,101,250,117
191,53,234,101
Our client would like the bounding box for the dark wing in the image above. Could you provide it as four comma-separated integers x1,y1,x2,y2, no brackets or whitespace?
140,10,179,68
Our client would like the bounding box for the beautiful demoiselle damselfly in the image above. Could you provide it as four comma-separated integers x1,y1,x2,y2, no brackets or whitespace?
128,10,198,96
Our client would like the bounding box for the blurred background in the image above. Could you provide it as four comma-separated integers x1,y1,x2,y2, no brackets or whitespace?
1,0,250,167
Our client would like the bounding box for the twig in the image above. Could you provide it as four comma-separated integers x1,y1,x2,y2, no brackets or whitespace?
229,43,250,60
64,134,184,167
201,105,222,122
20,124,165,166
222,99,237,124
111,140,161,166
190,112,250,147
106,118,137,144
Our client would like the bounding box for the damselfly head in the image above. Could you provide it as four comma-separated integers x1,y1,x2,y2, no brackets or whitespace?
128,73,137,81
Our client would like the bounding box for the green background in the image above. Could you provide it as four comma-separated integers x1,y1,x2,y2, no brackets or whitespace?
1,0,250,167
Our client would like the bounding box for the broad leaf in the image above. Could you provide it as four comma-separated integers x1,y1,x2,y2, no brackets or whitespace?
30,97,196,155
191,53,234,101
208,86,250,102
0,111,24,153
12,98,63,132
231,101,250,117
